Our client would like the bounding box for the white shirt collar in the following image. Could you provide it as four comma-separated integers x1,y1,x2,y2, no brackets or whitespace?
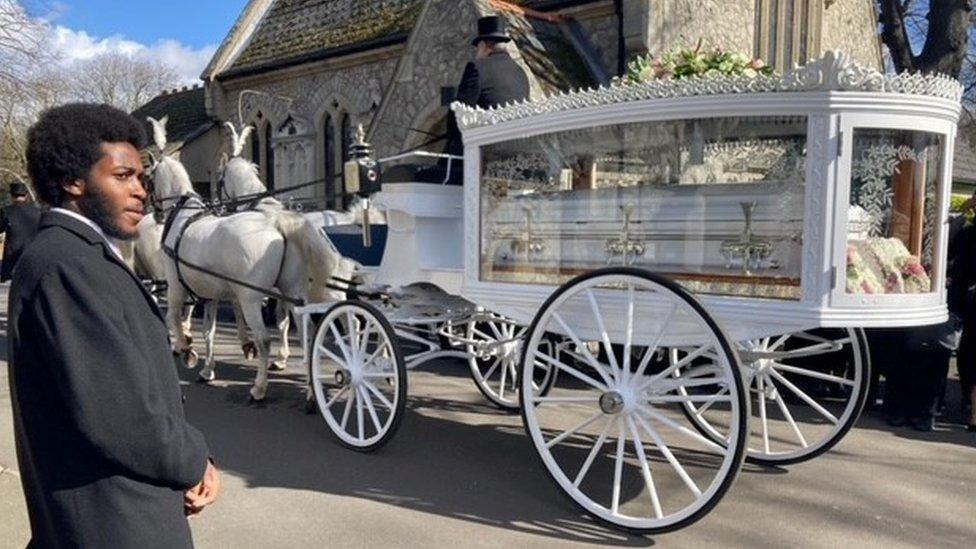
50,207,124,261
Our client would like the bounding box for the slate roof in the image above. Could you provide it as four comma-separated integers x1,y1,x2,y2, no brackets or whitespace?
227,0,423,74
503,11,602,94
132,86,215,152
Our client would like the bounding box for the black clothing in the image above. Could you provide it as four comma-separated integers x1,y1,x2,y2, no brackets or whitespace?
445,51,530,162
8,212,209,548
0,201,42,281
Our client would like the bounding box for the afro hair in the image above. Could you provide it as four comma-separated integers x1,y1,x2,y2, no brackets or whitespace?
26,103,147,206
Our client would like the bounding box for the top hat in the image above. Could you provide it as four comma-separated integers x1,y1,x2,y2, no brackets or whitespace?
472,16,512,46
9,182,29,197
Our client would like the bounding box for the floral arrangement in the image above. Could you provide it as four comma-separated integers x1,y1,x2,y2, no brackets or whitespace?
615,40,775,85
846,238,931,295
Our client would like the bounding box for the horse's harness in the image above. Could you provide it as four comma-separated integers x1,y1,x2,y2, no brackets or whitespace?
158,194,304,306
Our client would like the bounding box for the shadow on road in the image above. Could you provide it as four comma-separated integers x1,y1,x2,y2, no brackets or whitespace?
178,358,656,546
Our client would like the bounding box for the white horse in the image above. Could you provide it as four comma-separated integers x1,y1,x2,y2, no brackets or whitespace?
306,195,386,227
148,118,344,401
218,122,358,374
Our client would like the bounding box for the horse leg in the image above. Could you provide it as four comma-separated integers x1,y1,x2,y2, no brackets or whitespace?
270,300,290,371
233,300,257,360
167,287,198,368
182,303,194,347
239,299,273,401
198,301,218,382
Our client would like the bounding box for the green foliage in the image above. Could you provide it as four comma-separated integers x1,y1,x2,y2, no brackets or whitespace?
615,41,775,85
950,193,976,223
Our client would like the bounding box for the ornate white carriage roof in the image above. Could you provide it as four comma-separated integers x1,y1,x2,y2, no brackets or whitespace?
452,51,963,130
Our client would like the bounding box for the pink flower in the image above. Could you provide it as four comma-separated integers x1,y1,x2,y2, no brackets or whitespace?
861,281,875,294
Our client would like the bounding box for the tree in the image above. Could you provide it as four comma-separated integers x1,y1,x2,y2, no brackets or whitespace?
68,52,182,113
878,1,976,126
0,0,48,89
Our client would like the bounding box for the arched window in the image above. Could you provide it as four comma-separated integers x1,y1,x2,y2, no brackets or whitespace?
264,123,275,190
250,127,260,168
341,113,352,163
323,114,335,206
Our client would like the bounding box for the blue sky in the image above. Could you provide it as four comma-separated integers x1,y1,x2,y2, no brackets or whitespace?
23,0,250,83
37,0,248,50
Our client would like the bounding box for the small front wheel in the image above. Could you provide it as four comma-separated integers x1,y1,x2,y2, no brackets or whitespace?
311,301,406,452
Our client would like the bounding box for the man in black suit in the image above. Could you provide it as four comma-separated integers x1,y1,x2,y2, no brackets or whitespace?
442,15,531,182
8,103,219,548
0,182,42,282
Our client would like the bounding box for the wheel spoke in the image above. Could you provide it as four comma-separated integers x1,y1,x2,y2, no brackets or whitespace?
359,386,383,435
626,417,664,518
498,355,510,401
771,362,856,387
633,304,676,380
646,394,732,404
611,421,625,515
345,311,360,362
647,376,729,394
770,385,808,448
533,349,607,392
586,289,621,382
623,284,635,384
362,343,392,371
757,375,770,454
323,385,349,410
339,390,355,430
767,369,839,424
329,323,354,364
356,385,365,440
487,320,505,340
545,411,604,449
480,357,502,383
531,395,598,404
362,379,395,411
633,414,702,498
692,386,729,416
317,344,347,370
574,418,615,487
638,404,728,454
638,344,715,392
552,312,615,387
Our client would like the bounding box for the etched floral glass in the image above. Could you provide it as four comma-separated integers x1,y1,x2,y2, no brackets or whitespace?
846,129,945,295
479,115,808,300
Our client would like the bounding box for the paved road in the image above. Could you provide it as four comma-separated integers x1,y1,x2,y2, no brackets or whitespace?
1,284,974,548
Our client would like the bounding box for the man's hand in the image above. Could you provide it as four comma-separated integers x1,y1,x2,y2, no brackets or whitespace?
184,460,221,517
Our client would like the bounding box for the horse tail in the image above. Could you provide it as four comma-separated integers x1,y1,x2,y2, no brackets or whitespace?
272,212,345,298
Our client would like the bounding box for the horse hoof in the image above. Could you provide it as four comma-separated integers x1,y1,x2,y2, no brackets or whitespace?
197,371,215,383
182,349,199,369
242,342,257,360
270,361,287,372
304,396,317,414
249,387,267,402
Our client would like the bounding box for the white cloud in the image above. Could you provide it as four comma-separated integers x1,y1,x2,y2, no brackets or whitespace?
49,25,217,84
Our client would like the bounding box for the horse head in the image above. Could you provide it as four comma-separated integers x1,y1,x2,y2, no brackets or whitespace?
145,116,195,210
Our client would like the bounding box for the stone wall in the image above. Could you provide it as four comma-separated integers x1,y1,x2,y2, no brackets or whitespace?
821,0,882,70
652,0,755,56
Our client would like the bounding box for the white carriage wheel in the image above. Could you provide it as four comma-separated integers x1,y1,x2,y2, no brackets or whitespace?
311,301,407,452
467,315,556,411
520,267,748,533
674,327,870,465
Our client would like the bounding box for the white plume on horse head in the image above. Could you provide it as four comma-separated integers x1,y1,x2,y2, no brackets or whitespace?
147,115,169,151
223,156,265,199
152,154,194,200
225,121,254,158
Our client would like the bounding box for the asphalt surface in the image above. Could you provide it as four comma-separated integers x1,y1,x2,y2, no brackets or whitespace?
1,284,974,548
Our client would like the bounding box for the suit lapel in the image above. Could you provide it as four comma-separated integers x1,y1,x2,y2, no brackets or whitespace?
39,212,167,324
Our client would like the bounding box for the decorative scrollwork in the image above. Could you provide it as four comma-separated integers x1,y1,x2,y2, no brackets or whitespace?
453,50,963,130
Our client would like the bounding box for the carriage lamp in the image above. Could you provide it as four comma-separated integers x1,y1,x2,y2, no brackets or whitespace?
343,124,381,247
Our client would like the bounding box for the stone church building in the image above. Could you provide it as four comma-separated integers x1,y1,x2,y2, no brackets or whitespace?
196,0,880,208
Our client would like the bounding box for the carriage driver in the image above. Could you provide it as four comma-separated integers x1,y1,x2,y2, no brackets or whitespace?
443,15,531,182
9,103,219,548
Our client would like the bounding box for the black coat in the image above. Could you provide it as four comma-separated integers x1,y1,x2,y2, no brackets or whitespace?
446,51,530,155
0,201,42,282
8,212,209,548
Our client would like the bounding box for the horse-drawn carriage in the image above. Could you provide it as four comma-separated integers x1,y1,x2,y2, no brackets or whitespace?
153,51,963,533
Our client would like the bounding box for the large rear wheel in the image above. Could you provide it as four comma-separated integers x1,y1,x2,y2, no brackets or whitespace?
520,267,748,533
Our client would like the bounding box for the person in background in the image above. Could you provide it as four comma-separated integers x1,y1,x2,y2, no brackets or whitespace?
8,103,219,548
440,15,530,184
949,194,976,431
0,181,42,283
